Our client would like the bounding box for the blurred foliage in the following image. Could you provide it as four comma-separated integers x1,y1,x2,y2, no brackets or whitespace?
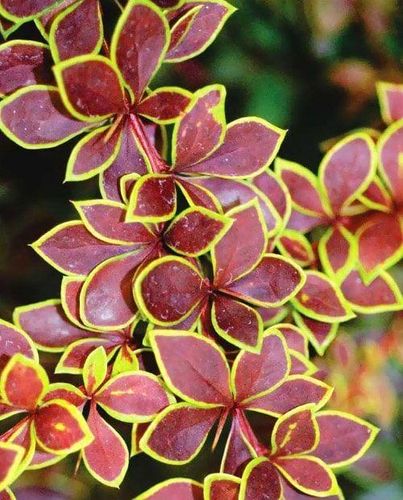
0,0,402,498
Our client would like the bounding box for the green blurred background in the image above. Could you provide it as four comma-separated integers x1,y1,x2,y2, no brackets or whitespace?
0,0,402,498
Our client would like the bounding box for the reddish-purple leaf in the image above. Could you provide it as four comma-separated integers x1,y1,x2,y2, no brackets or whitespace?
175,177,221,212
150,331,232,405
111,0,168,99
272,406,318,456
0,0,59,19
221,416,254,475
0,41,52,96
287,209,325,234
136,257,208,325
312,412,378,467
14,300,90,350
377,81,403,124
0,319,37,372
293,313,338,355
205,474,240,500
138,479,203,500
166,1,235,62
96,371,171,422
245,376,332,416
56,338,116,373
233,332,289,403
253,169,290,222
276,325,308,357
212,295,262,350
241,458,282,500
360,177,393,211
50,0,103,62
141,403,220,463
320,134,375,215
137,87,191,123
226,255,304,307
173,85,225,168
164,207,230,256
379,122,403,203
0,441,23,491
0,86,90,148
180,119,285,177
319,226,353,276
54,56,125,121
33,221,134,276
213,201,266,287
82,404,128,486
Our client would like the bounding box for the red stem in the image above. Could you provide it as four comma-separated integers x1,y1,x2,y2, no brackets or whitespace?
236,409,268,457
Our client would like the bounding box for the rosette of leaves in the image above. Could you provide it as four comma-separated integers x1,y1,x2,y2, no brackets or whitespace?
0,0,235,185
138,329,332,469
136,405,378,499
135,201,305,351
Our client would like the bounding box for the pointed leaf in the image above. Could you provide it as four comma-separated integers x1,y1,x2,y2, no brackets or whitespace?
277,229,315,267
166,0,236,62
96,371,172,422
0,41,52,96
1,354,48,409
82,404,128,487
221,416,254,475
82,346,107,395
341,270,402,313
0,442,24,491
137,86,192,124
287,208,325,234
34,399,93,454
318,225,356,280
164,206,232,257
240,457,282,500
276,158,327,216
149,330,232,406
212,295,263,351
126,173,177,223
319,133,376,215
65,124,122,181
173,85,226,168
312,411,379,468
181,118,285,178
275,324,308,357
136,478,203,500
292,271,354,322
204,473,240,500
357,212,403,278
378,120,403,205
32,221,132,276
377,81,403,124
274,456,339,497
359,176,393,212
0,0,59,20
111,0,169,99
140,402,220,464
232,331,290,403
56,337,117,374
292,312,338,356
212,200,267,287
0,85,90,148
175,177,222,212
54,55,125,122
244,376,332,417
14,300,90,352
252,169,291,225
80,250,147,330
271,405,319,456
135,256,208,325
225,255,305,307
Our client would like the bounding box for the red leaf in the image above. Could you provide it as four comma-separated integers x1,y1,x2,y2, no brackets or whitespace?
34,399,92,454
1,355,47,410
33,221,133,276
287,209,325,233
137,87,191,123
221,416,254,475
135,257,208,325
166,1,236,62
226,255,304,307
0,86,90,148
377,81,403,124
0,0,59,19
140,403,220,463
173,85,225,168
212,295,262,350
175,177,221,212
50,0,103,61
244,376,332,416
164,207,231,257
111,0,168,99
205,474,240,500
0,41,52,96
0,319,37,372
82,404,128,487
54,56,126,121
293,313,338,355
0,442,23,491
379,121,403,204
213,201,266,287
253,169,290,222
312,411,379,468
14,300,90,351
241,458,282,500
320,133,375,215
276,325,308,357
182,118,285,177
271,406,318,456
137,478,203,499
96,371,171,422
233,332,289,402
319,226,354,277
150,330,232,406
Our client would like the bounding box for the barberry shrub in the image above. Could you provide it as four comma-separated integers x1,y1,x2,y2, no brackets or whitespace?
0,0,400,498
